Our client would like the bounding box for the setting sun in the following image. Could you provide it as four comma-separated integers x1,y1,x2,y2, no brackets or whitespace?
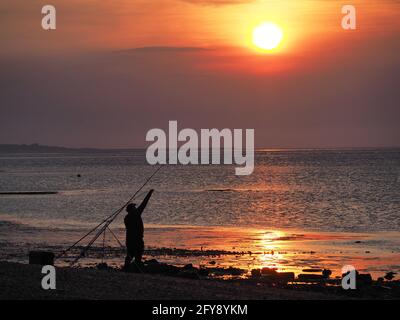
252,22,283,51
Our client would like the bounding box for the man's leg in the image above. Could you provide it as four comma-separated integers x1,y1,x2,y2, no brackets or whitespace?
123,247,134,271
134,253,142,264
134,240,144,264
124,255,132,270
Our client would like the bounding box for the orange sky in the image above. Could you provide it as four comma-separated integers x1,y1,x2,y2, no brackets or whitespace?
1,0,399,148
2,0,400,55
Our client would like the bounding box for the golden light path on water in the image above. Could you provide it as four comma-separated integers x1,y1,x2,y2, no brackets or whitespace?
1,217,392,280
140,226,399,279
0,214,398,280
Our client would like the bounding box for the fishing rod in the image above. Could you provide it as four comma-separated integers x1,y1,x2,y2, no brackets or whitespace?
70,165,163,265
57,165,163,263
57,191,144,260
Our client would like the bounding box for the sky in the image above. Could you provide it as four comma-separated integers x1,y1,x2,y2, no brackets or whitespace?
0,0,399,148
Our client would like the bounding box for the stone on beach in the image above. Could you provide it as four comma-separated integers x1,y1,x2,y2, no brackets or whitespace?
322,269,332,278
384,272,396,281
208,266,245,276
298,274,325,282
261,267,278,275
302,268,323,273
252,268,295,283
357,273,373,286
263,272,295,283
28,251,54,266
251,269,262,277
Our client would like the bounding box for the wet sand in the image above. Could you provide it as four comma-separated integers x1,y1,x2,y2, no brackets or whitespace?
1,217,398,280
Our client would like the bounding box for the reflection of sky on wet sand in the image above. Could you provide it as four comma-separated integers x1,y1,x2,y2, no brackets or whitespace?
143,226,399,278
1,216,397,279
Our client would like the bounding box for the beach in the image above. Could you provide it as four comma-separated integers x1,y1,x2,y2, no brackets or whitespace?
0,261,332,300
2,261,399,300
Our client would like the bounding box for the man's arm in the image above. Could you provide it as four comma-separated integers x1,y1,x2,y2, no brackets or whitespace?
137,189,154,215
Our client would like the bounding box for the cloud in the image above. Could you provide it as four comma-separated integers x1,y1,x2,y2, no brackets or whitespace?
117,46,212,53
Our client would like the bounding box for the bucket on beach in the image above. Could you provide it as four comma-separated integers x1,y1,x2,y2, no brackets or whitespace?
29,251,55,265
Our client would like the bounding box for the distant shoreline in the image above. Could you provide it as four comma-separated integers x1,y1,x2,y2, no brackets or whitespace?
0,144,143,154
0,191,58,195
0,143,399,154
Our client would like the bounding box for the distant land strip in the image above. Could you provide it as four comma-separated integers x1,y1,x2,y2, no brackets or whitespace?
0,144,143,154
0,191,58,195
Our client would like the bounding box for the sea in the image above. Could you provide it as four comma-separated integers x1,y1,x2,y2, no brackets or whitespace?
0,149,399,278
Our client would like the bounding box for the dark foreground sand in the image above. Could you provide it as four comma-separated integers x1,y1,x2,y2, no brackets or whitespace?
0,262,397,300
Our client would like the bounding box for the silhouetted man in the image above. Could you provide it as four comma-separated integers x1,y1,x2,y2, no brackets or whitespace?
123,189,154,270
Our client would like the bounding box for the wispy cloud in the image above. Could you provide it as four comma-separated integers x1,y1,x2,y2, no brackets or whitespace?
118,46,212,53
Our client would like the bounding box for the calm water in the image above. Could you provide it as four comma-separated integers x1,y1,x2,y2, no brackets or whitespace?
0,149,399,232
0,149,399,277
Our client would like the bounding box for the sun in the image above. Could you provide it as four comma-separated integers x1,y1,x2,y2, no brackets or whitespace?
252,22,283,51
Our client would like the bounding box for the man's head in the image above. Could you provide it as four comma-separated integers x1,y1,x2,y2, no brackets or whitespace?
126,203,137,213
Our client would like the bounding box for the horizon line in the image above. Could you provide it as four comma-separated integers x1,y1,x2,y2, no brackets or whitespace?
0,143,399,152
